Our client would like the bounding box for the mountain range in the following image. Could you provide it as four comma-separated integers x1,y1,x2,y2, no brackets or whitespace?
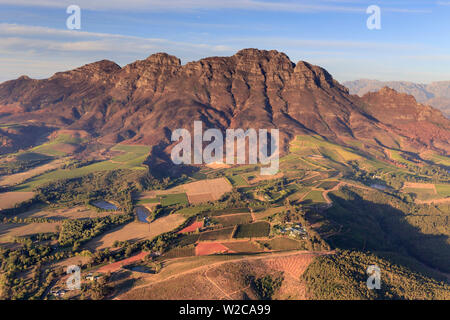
0,49,449,163
344,79,450,119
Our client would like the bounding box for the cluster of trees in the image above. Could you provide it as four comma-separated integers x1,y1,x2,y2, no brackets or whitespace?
80,274,111,300
302,250,450,300
251,273,284,300
0,158,49,176
58,214,133,247
323,187,450,274
2,216,53,224
0,238,70,300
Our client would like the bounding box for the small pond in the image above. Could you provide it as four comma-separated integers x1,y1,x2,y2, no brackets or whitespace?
92,200,118,210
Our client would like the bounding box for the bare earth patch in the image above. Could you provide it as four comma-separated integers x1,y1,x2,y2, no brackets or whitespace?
182,178,233,203
195,242,232,256
0,191,35,210
0,222,58,243
98,252,149,273
16,206,119,220
0,159,64,187
402,182,437,193
85,214,185,250
116,251,326,300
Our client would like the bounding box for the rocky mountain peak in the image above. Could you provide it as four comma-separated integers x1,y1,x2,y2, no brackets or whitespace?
144,52,181,66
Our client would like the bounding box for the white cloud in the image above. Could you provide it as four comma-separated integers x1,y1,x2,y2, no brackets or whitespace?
0,23,236,82
0,0,363,12
0,0,430,13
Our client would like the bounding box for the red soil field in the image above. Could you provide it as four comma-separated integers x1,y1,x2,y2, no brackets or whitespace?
178,220,204,234
195,242,234,256
263,253,317,279
97,251,149,273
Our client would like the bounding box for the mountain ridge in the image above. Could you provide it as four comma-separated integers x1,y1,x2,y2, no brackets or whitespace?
344,79,450,119
0,49,449,162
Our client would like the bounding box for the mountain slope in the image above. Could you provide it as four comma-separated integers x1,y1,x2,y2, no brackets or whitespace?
344,79,450,118
0,49,449,159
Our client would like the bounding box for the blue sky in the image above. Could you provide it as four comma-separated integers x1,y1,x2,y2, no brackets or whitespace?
0,0,449,83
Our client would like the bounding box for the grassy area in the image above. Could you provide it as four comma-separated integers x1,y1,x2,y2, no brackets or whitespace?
302,190,326,204
316,181,340,190
258,237,305,251
291,135,362,163
29,134,83,157
302,250,450,300
234,222,270,238
403,187,440,201
226,174,247,187
215,213,253,227
424,152,450,167
199,227,235,241
175,204,213,218
135,198,159,205
436,184,450,198
221,241,263,253
163,246,196,259
14,144,150,191
160,193,189,206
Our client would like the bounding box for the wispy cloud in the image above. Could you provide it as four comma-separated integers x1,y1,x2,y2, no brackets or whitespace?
0,23,235,81
0,0,431,13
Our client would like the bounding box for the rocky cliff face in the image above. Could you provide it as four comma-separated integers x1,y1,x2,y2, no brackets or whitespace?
0,49,449,156
344,79,450,118
359,87,450,151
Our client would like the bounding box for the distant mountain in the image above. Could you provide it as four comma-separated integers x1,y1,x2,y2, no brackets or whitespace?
344,79,450,118
0,49,449,161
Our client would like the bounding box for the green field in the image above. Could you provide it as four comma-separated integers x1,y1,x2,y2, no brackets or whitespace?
221,241,263,253
436,184,450,198
163,246,196,259
215,213,253,227
14,144,150,191
199,227,235,241
234,222,270,238
302,190,327,204
403,188,440,201
425,153,450,167
258,237,305,251
226,174,247,187
135,198,160,205
175,204,214,218
29,134,84,157
291,135,362,163
160,193,189,206
316,181,340,190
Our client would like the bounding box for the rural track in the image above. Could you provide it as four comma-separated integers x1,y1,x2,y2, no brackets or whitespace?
114,250,334,299
203,267,233,300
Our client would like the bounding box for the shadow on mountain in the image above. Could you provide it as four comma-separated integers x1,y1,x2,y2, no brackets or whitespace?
313,190,450,280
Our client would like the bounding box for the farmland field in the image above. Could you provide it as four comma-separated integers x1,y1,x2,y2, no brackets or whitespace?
160,193,189,206
259,237,305,251
16,205,119,220
436,184,450,198
234,222,270,239
163,246,196,259
182,178,232,203
220,241,263,253
0,222,58,243
316,181,340,190
14,144,150,191
0,158,65,187
226,175,247,187
85,214,185,250
215,213,253,227
198,227,235,241
195,242,230,256
0,191,35,209
302,190,327,204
